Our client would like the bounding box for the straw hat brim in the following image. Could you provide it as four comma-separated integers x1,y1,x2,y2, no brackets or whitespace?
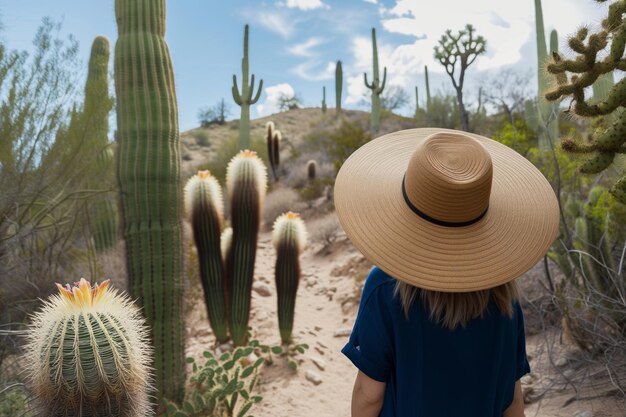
334,128,560,292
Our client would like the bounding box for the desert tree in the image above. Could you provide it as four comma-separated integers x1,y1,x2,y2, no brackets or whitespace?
480,69,533,125
434,24,486,132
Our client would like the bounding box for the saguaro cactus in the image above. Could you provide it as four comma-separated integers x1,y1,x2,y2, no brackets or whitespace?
526,0,560,149
184,171,229,343
424,65,432,111
364,28,387,132
273,212,307,344
414,86,419,117
84,36,118,252
114,0,185,403
25,279,152,416
225,150,267,345
321,86,327,113
545,0,626,203
335,60,343,115
232,24,263,151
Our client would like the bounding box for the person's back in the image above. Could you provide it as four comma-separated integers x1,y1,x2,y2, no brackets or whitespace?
342,266,529,417
332,129,559,416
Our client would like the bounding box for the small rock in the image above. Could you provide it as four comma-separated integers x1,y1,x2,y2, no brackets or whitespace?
215,340,234,356
314,347,325,355
317,341,328,349
555,357,568,367
314,325,322,332
520,374,535,385
316,306,323,311
574,411,593,417
310,356,326,371
563,369,575,379
334,328,352,337
252,281,272,297
305,370,323,385
341,301,355,314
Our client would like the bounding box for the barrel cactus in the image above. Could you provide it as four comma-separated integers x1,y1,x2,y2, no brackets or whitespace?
114,0,185,402
225,150,268,345
184,170,229,343
272,212,307,344
25,279,152,416
307,160,317,181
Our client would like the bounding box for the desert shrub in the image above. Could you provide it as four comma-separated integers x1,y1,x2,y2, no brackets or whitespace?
197,134,268,185
163,345,264,417
492,121,536,157
262,188,302,229
194,130,210,147
297,178,330,204
308,214,341,254
283,155,334,189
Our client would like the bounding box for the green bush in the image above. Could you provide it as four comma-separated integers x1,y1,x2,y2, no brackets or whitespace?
194,131,211,147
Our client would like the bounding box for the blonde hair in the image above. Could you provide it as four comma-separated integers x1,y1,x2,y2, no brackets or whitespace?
393,280,519,330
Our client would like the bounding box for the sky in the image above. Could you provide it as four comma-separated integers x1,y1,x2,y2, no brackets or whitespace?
0,0,611,132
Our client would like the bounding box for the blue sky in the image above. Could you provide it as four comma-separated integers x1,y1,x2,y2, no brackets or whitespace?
0,0,609,132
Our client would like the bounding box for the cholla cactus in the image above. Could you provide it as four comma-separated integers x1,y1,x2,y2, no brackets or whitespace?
184,170,229,342
225,150,268,345
25,279,152,417
272,212,307,344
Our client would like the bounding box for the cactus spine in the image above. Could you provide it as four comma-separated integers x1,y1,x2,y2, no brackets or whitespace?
335,60,343,115
85,36,118,252
364,28,387,132
184,171,229,343
307,159,317,181
424,65,431,111
322,86,327,113
25,279,152,416
114,0,185,403
232,25,263,151
225,150,267,345
272,212,307,344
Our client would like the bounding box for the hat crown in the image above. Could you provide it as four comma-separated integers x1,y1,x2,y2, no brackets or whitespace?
404,132,493,224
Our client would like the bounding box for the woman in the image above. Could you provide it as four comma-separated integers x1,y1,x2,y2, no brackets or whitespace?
334,129,559,417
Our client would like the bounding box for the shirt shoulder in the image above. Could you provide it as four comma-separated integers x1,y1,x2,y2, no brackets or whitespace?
361,266,396,304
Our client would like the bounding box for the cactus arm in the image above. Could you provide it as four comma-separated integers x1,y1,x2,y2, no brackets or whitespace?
364,72,373,89
232,75,243,105
378,67,387,94
250,77,263,105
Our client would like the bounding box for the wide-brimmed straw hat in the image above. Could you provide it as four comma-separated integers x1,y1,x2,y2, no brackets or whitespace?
334,128,560,292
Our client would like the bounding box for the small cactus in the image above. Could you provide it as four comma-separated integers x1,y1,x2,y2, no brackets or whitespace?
272,212,307,344
307,159,317,181
424,65,431,111
225,150,268,345
266,121,278,181
335,60,343,115
272,130,281,171
322,86,327,113
25,279,152,417
184,170,229,343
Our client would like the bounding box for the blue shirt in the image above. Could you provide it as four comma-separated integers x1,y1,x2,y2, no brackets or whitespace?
342,267,531,417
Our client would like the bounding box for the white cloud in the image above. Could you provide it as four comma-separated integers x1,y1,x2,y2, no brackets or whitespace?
286,37,325,57
278,0,329,10
363,0,378,3
257,83,296,117
250,11,295,38
380,0,608,73
293,60,335,81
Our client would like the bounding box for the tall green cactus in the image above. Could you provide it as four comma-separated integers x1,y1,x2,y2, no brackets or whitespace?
414,86,419,117
322,86,327,113
232,25,263,151
527,0,560,149
364,28,387,132
225,150,267,346
335,60,343,115
424,65,432,111
272,212,307,344
25,279,152,416
184,170,229,343
84,36,118,252
114,0,185,403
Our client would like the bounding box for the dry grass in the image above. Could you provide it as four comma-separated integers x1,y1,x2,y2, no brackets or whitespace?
262,187,305,230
